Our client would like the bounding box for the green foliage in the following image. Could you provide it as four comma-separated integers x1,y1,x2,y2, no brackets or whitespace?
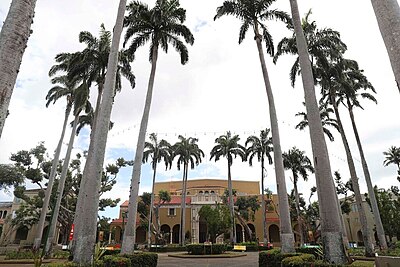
149,245,186,253
5,250,35,259
350,261,374,267
347,248,365,256
198,204,231,242
121,253,158,267
186,244,227,255
42,263,79,267
296,246,323,259
94,242,106,261
235,196,260,221
103,255,131,267
51,250,70,259
0,164,24,192
281,254,315,267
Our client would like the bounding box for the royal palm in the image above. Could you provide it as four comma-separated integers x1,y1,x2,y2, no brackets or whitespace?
245,129,273,244
215,0,294,251
282,147,314,246
173,135,204,245
142,133,172,247
210,131,246,244
121,0,194,253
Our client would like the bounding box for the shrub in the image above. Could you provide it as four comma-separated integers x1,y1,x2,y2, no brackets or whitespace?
259,249,301,267
5,250,35,259
149,245,186,253
350,261,374,267
51,250,70,259
296,246,323,259
347,248,365,256
186,243,227,255
42,263,78,267
281,254,315,267
122,253,158,267
103,255,131,267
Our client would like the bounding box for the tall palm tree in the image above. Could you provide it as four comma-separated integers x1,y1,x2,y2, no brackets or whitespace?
214,0,294,252
210,131,246,244
287,0,346,263
338,64,388,249
121,0,194,253
72,1,127,263
142,133,172,247
172,135,204,245
370,0,400,94
282,147,314,246
295,102,338,142
273,9,347,87
318,58,375,256
245,129,273,244
384,146,400,169
0,0,36,138
45,81,92,255
33,74,76,250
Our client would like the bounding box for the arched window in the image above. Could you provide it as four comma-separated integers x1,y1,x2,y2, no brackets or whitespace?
210,191,215,194
198,191,203,194
204,191,209,195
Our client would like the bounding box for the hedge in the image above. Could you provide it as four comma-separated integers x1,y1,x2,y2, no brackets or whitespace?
296,246,323,259
121,253,158,267
259,249,301,267
5,250,35,259
149,245,187,253
281,254,315,267
350,261,374,267
103,255,131,267
186,244,227,255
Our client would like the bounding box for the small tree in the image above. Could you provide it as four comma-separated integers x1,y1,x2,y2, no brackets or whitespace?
198,204,231,243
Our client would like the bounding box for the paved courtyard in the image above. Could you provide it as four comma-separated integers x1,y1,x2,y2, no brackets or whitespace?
157,252,259,267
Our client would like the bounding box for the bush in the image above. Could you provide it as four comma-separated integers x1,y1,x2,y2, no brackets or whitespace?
51,250,70,259
42,263,78,267
296,246,323,259
5,250,35,259
149,245,186,253
103,255,131,267
347,248,365,256
350,261,374,267
259,249,301,267
281,254,315,267
122,253,158,267
186,243,227,255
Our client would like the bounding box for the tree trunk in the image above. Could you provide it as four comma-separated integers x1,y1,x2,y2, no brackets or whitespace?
147,164,157,247
121,44,159,254
33,104,71,249
261,158,268,244
288,0,346,263
180,164,188,246
45,114,79,255
227,160,236,244
72,1,126,263
293,177,304,246
0,0,36,138
347,103,387,249
330,94,375,257
370,0,400,93
254,24,294,253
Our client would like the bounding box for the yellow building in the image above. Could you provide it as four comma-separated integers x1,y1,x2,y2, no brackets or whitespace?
110,179,283,246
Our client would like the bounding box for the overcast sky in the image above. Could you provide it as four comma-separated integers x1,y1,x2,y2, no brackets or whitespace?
1,0,400,220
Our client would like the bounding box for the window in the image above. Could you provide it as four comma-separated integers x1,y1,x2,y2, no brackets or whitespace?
168,208,176,216
199,191,203,194
351,204,358,213
2,210,6,219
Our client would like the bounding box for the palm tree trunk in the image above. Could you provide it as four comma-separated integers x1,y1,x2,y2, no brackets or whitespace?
72,1,126,263
227,160,236,244
261,158,268,244
293,178,304,246
0,0,36,138
288,0,346,263
33,104,71,249
253,25,294,253
180,164,188,246
370,0,400,93
147,164,157,247
45,114,79,255
347,103,387,249
121,44,159,254
330,94,375,257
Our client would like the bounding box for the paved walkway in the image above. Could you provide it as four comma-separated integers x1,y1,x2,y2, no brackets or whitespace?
157,252,259,267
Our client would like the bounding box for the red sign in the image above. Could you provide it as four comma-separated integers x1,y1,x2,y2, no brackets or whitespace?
69,224,74,241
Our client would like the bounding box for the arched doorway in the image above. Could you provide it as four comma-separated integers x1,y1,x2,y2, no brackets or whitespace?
236,224,243,243
269,224,280,243
357,230,364,246
160,224,171,244
15,226,29,244
41,226,49,244
136,226,146,244
172,224,180,244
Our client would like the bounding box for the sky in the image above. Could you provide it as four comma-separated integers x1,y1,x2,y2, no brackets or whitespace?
1,0,400,220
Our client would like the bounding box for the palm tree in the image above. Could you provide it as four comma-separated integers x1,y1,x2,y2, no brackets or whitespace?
142,133,172,247
210,131,246,244
32,74,76,250
282,147,314,246
0,0,37,138
370,0,400,94
172,135,204,245
214,0,294,252
45,81,92,255
295,102,338,142
338,64,388,249
384,146,400,170
72,1,127,263
245,129,273,244
121,0,194,253
273,9,347,87
318,58,375,256
287,0,346,263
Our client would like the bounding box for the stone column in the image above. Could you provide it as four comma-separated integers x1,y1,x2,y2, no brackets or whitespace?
170,230,173,244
